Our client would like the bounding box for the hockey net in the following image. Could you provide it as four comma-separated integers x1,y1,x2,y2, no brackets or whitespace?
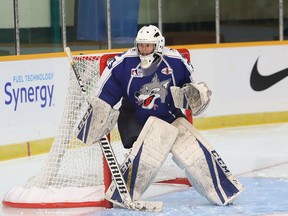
3,49,192,208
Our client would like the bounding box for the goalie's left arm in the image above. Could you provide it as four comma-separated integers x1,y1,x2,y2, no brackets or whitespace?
170,82,212,116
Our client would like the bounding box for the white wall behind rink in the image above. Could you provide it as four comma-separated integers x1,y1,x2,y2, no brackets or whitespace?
0,42,287,146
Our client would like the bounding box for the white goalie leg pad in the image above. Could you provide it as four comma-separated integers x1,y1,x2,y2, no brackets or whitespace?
171,118,244,205
75,97,119,145
106,116,179,203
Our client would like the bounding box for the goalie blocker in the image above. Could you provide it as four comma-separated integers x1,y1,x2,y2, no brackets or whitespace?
75,97,119,145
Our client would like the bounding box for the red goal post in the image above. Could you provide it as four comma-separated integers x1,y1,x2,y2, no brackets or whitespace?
3,48,192,209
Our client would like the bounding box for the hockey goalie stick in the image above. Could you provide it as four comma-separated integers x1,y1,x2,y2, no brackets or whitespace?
64,47,163,212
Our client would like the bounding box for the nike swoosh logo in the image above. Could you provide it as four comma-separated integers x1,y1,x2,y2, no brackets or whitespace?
250,57,288,91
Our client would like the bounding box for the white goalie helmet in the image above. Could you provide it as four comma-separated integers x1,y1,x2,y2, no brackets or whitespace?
135,25,165,69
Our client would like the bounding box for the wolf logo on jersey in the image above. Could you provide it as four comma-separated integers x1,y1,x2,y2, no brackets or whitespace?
134,74,170,110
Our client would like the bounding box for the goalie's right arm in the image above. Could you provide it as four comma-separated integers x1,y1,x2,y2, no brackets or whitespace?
75,97,119,145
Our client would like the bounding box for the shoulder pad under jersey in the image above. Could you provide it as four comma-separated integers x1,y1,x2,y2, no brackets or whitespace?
162,47,194,73
107,48,138,70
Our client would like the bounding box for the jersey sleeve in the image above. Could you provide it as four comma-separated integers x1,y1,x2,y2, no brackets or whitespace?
180,56,195,85
94,56,124,107
177,49,195,84
163,47,195,86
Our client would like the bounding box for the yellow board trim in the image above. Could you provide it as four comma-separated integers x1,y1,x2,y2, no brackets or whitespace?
193,111,288,130
0,138,54,161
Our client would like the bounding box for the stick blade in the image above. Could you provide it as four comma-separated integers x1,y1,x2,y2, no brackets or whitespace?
107,198,163,212
134,200,163,212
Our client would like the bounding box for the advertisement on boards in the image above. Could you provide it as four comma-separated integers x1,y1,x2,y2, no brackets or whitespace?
0,58,69,146
189,43,288,117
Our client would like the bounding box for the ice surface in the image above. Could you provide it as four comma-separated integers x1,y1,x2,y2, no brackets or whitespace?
1,123,288,215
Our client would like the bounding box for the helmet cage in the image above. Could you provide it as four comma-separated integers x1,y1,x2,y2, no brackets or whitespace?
135,25,165,69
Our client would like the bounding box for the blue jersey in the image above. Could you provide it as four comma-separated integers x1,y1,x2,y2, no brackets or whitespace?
95,47,194,124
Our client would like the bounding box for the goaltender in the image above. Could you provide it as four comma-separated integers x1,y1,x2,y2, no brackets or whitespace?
87,25,244,206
